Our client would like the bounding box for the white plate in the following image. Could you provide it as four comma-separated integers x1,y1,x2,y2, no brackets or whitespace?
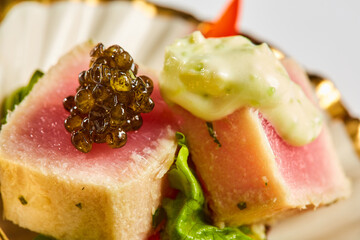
0,1,359,240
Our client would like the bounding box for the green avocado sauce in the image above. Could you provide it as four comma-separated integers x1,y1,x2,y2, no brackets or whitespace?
160,31,322,146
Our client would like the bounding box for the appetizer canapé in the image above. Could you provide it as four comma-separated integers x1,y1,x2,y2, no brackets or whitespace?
0,43,177,240
159,32,350,226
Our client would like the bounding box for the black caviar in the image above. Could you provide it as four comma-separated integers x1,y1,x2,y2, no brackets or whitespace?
63,43,154,153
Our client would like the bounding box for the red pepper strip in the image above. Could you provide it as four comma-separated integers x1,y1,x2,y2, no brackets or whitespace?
148,232,161,240
200,0,241,38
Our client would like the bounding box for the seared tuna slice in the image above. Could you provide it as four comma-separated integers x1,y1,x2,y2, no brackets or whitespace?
0,43,177,240
177,58,350,226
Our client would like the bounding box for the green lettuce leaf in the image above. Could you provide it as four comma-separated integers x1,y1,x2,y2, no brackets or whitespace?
0,70,43,127
161,132,257,240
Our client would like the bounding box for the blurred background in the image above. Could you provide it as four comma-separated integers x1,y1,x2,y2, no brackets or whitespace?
150,0,360,117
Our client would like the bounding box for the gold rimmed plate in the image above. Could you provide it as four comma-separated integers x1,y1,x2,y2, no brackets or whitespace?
0,1,359,240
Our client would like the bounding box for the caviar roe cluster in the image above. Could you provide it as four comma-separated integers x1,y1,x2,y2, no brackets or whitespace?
63,43,154,153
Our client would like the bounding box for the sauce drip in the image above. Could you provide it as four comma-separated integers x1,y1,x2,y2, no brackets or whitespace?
160,32,322,146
